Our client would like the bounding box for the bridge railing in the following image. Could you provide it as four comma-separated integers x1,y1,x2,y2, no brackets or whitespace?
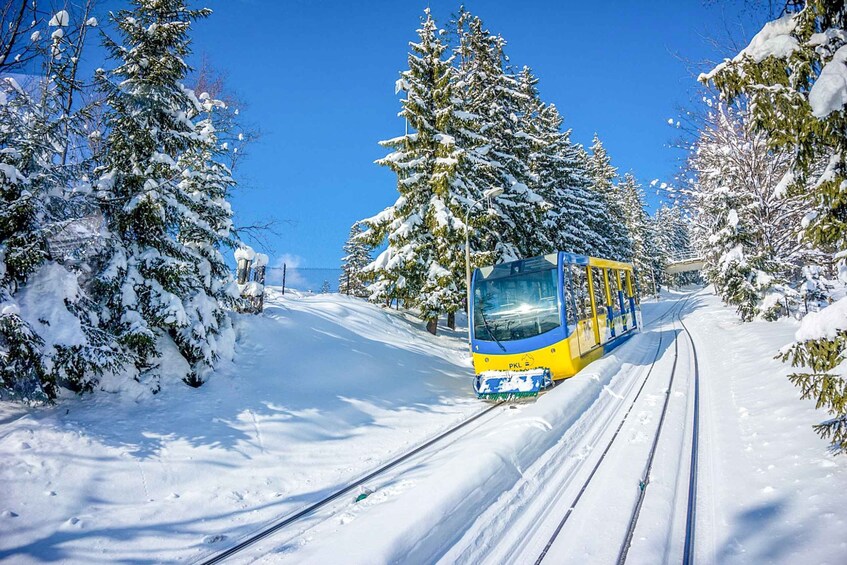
668,250,702,263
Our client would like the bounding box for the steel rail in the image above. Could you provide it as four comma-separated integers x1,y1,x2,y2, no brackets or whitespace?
616,294,700,564
679,312,701,565
197,401,505,564
535,295,690,564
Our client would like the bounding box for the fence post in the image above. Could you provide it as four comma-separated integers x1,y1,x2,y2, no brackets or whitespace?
235,246,257,313
236,256,251,285
253,253,268,313
282,263,286,295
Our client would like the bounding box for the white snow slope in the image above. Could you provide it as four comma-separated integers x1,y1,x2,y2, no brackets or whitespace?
1,287,845,564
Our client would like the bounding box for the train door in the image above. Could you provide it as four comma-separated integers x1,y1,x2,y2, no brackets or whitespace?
570,265,596,354
613,270,627,335
616,270,628,331
626,270,638,328
602,268,617,338
590,267,609,345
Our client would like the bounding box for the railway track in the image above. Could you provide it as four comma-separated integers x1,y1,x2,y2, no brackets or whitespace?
196,400,507,564
198,295,699,564
533,293,702,564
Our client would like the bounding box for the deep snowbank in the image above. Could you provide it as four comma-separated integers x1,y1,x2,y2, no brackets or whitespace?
0,288,481,563
276,304,670,564
3,289,845,565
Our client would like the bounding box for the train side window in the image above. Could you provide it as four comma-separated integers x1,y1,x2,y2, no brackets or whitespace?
628,271,640,303
590,267,607,317
570,265,591,321
608,269,619,305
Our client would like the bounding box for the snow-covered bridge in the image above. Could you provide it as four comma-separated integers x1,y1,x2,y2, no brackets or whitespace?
665,251,705,275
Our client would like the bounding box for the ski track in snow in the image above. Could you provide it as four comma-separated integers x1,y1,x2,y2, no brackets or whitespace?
1,288,846,564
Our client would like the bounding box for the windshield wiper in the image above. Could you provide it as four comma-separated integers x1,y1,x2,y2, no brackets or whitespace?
478,307,507,352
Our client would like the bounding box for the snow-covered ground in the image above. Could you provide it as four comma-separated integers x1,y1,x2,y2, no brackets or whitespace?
1,287,845,564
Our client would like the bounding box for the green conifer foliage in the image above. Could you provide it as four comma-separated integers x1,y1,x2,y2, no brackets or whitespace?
339,222,372,298
454,12,546,260
529,101,609,257
588,135,631,262
1,10,122,400
704,2,847,450
618,173,656,294
94,0,236,388
363,9,468,333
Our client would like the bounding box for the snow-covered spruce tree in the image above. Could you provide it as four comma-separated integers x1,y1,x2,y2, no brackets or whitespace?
528,98,608,256
93,0,237,389
0,82,52,400
453,10,547,260
1,9,125,401
587,135,631,262
703,2,847,451
339,222,371,298
618,173,657,294
172,95,239,386
362,9,473,335
447,9,517,266
688,101,810,321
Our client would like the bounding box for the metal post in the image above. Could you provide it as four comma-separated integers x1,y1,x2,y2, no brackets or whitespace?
464,188,505,353
255,263,266,312
465,206,475,353
236,258,250,285
282,263,286,295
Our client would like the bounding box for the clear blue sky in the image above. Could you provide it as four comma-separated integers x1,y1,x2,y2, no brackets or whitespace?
104,0,772,269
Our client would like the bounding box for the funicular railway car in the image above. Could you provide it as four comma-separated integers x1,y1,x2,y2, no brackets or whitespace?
470,252,641,398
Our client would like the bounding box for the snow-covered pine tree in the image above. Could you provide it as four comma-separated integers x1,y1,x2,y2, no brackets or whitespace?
618,173,657,294
587,135,631,262
688,101,809,321
93,0,236,389
448,9,515,267
529,99,608,256
172,94,239,386
1,9,124,401
453,11,546,260
362,9,472,334
339,222,371,298
0,79,52,401
703,2,847,450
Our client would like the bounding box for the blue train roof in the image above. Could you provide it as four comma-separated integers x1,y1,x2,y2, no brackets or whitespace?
475,252,591,281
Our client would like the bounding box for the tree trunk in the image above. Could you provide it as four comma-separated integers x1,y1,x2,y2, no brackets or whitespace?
447,312,455,330
426,318,438,335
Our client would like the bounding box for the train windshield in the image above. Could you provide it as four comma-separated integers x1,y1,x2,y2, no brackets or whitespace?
473,267,560,342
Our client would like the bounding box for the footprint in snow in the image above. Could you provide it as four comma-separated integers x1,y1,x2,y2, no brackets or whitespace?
19,442,31,450
630,430,649,444
2,510,19,518
203,534,227,544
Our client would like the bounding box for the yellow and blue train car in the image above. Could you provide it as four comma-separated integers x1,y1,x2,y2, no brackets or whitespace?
470,252,641,398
